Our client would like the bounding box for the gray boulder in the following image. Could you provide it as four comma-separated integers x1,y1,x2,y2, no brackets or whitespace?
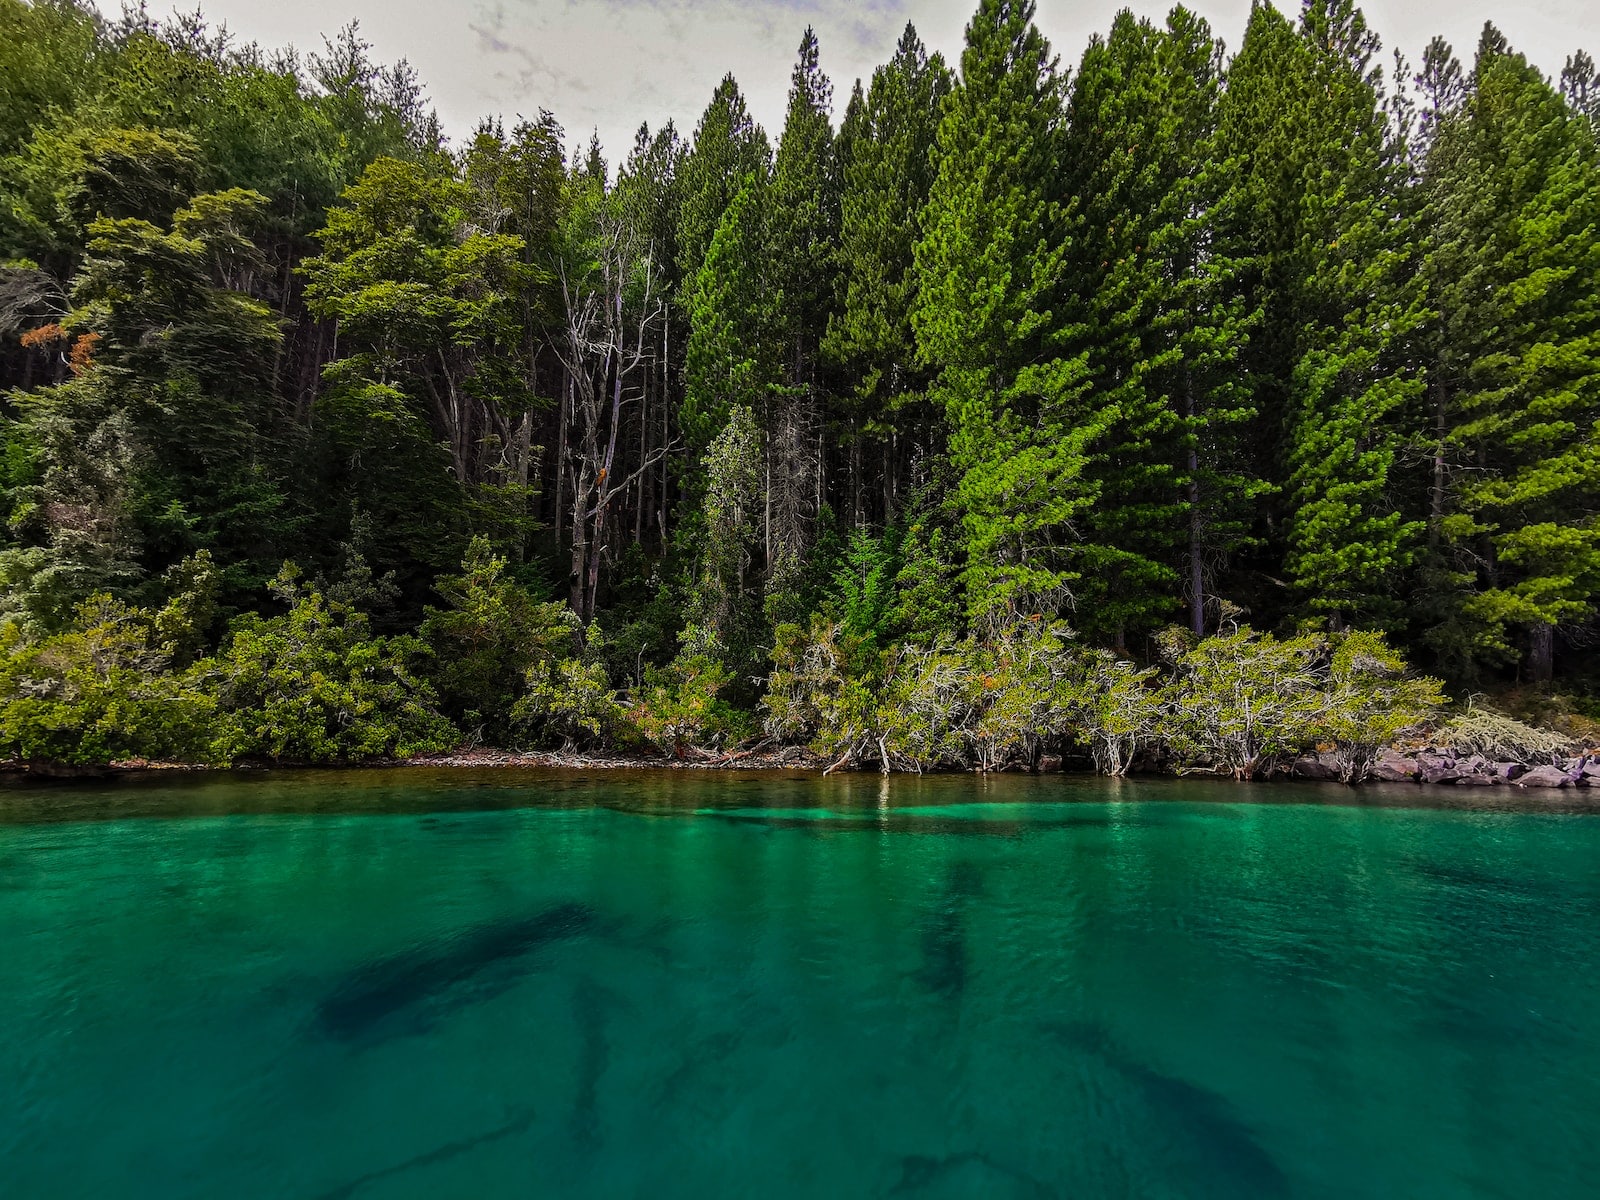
1515,765,1571,789
1373,755,1418,783
1292,756,1340,781
1493,762,1527,781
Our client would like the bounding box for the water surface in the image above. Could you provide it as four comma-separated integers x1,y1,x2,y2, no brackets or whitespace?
2,770,1596,1198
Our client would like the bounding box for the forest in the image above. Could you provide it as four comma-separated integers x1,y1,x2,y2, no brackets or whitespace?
1,0,1596,775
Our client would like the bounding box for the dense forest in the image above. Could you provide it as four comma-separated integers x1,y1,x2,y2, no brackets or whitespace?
1,0,1597,774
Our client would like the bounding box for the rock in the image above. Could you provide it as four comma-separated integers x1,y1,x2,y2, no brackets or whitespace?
1421,765,1464,786
1373,755,1418,783
1457,754,1491,775
1038,755,1063,773
1454,774,1499,787
1493,762,1527,781
1292,756,1340,781
1514,765,1571,789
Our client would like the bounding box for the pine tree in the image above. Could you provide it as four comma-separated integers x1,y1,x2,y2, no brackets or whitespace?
675,75,769,288
1421,27,1600,679
913,0,1100,625
1215,0,1422,629
681,174,781,455
826,23,952,526
1064,7,1260,642
765,29,839,617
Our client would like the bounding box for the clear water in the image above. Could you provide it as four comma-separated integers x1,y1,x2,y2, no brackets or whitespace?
2,770,1597,1199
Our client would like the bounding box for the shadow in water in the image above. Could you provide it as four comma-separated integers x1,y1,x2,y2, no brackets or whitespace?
889,1150,1054,1198
569,976,613,1148
311,1108,537,1200
1042,1020,1289,1198
316,902,598,1041
917,861,983,999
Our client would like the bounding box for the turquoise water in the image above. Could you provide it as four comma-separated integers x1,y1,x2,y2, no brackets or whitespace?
2,770,1597,1199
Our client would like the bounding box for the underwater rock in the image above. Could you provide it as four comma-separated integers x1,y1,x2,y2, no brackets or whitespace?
316,902,598,1040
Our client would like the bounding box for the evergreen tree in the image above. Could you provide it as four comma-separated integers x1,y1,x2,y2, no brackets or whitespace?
765,29,840,618
1065,6,1259,642
914,0,1101,624
675,75,770,288
1420,28,1600,679
826,23,952,525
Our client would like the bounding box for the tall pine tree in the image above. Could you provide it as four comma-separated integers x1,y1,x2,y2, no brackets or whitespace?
913,0,1100,626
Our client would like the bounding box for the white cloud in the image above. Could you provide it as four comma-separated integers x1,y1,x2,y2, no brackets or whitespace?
88,1,1598,165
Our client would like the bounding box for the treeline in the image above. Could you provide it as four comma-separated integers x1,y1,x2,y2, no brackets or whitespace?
1,0,1597,770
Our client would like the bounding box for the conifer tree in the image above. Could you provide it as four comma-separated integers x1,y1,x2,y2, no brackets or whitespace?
1421,28,1600,679
913,0,1100,624
675,75,769,288
765,29,839,618
826,23,952,525
1065,7,1259,641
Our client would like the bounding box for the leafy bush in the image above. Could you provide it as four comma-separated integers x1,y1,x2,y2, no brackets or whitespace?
1159,627,1327,780
969,620,1075,771
214,565,456,763
514,622,626,751
876,638,980,773
421,535,574,742
1435,704,1574,765
1319,631,1446,781
0,593,219,767
1062,649,1162,777
627,627,750,756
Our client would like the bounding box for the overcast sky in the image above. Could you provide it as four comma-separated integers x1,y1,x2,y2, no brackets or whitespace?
92,1,1598,166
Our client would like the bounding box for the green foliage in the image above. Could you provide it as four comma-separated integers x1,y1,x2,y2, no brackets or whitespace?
420,535,572,742
1320,631,1447,781
627,629,748,756
1436,703,1574,766
514,623,625,752
826,24,951,446
1159,626,1329,780
683,405,765,671
1061,650,1163,777
0,578,220,768
914,0,1103,620
214,564,456,763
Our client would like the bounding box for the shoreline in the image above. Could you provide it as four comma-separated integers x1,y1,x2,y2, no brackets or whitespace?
4,745,1595,794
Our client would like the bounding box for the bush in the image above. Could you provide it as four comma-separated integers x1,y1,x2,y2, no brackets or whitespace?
513,622,626,751
0,593,219,767
421,535,574,742
1319,631,1446,781
627,627,750,756
1435,704,1574,765
215,565,456,763
1062,649,1162,777
876,638,980,773
1159,627,1327,780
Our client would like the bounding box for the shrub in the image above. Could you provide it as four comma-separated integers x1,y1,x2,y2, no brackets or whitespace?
215,565,456,763
1319,631,1446,782
1159,627,1326,780
627,628,749,756
513,622,626,751
1436,704,1574,765
1062,650,1162,777
876,638,980,773
0,593,219,767
421,536,574,742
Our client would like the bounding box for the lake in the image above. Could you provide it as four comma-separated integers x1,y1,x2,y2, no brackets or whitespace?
2,769,1597,1198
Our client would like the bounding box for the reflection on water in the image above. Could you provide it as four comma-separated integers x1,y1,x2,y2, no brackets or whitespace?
1,771,1598,1199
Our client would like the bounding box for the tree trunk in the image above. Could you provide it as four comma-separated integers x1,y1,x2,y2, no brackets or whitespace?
1529,622,1554,684
1184,370,1205,637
